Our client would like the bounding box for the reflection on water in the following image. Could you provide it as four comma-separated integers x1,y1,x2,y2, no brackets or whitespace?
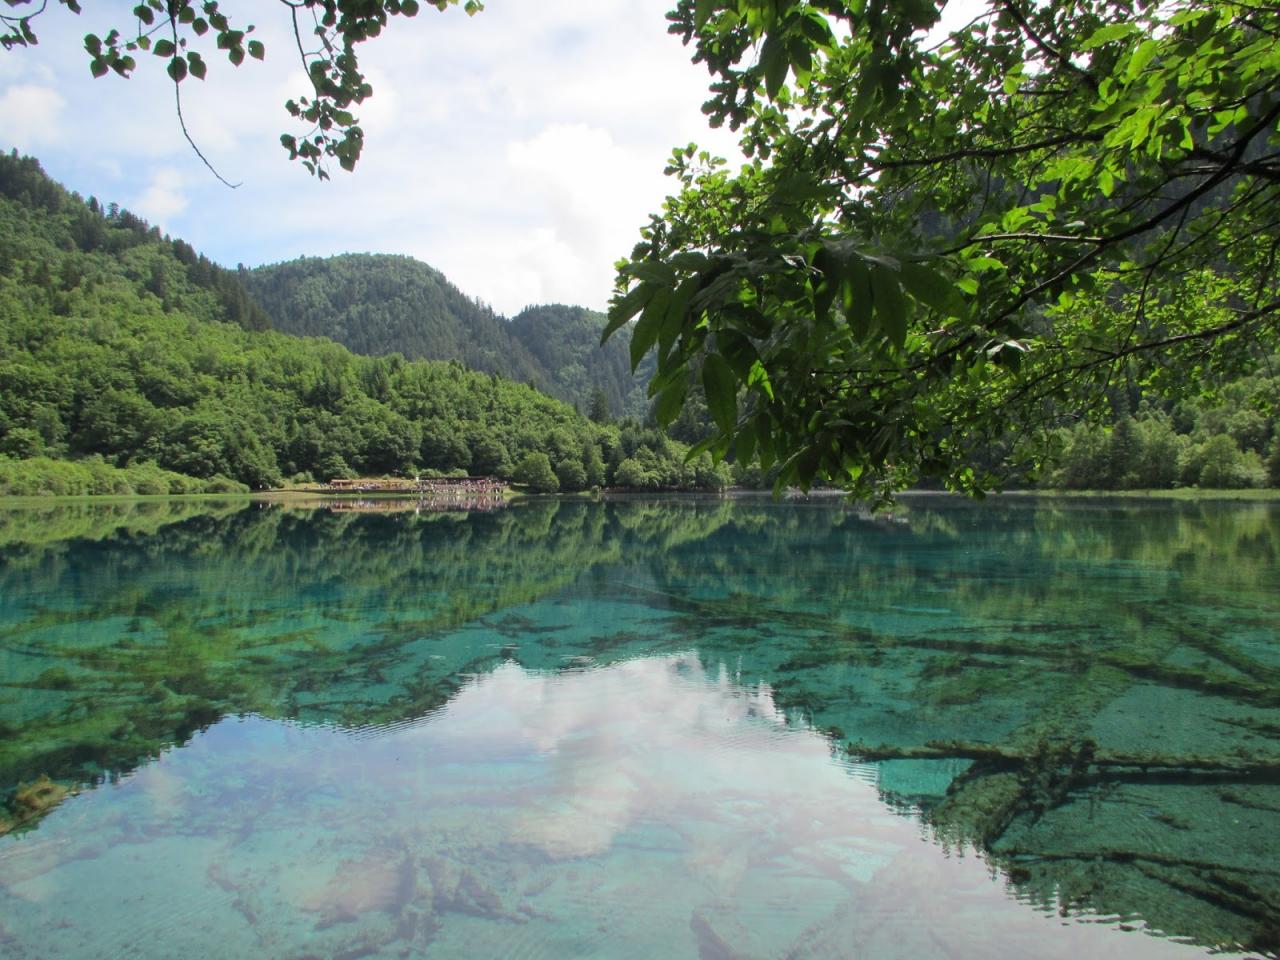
0,495,1277,958
0,656,1213,960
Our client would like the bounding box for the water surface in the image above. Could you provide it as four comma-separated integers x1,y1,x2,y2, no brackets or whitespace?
0,496,1276,958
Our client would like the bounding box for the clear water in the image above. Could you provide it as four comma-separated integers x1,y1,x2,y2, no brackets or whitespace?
0,495,1277,959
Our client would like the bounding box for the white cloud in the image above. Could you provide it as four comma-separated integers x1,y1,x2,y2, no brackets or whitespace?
502,122,666,307
133,168,189,224
0,84,67,149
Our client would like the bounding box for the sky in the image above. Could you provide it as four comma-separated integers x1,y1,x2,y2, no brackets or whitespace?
0,0,742,315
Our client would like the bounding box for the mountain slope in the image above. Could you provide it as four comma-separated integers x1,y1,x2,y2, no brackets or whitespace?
243,256,648,418
509,303,651,420
241,254,553,391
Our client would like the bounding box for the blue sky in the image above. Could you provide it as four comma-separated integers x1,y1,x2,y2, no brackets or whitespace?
1,1,740,315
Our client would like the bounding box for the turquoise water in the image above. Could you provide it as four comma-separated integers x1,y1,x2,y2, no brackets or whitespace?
0,496,1277,958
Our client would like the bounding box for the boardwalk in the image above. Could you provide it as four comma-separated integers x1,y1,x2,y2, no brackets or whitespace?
304,476,509,513
319,476,507,496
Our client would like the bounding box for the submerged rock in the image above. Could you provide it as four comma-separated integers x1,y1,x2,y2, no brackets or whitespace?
299,851,420,929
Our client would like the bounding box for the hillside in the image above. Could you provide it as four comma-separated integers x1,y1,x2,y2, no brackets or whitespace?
243,256,648,418
241,254,551,390
509,304,652,420
0,152,727,494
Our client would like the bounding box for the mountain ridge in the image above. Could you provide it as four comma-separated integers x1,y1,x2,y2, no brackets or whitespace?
242,254,649,418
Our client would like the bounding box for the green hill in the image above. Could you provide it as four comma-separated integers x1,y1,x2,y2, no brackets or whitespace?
243,256,648,418
508,303,652,420
241,254,551,390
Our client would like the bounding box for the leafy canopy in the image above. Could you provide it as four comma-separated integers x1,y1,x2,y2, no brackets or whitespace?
605,0,1280,498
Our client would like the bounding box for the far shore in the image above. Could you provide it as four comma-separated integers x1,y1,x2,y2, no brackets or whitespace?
1,486,1279,506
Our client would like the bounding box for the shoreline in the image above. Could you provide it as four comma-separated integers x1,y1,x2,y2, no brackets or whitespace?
1,486,1279,506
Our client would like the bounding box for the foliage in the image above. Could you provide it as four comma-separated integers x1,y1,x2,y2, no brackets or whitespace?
602,0,1280,499
509,305,652,420
242,269,648,419
0,456,247,497
11,2,1276,499
1050,362,1279,489
610,422,731,490
554,456,588,492
513,452,559,493
243,255,549,390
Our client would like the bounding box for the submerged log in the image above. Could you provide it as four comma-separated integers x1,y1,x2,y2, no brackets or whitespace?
850,735,1280,853
847,739,1280,780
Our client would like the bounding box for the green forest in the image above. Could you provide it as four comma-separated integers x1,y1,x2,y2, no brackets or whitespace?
0,144,1275,498
0,152,727,496
242,257,651,419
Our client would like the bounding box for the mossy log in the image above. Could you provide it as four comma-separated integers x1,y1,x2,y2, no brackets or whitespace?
999,845,1280,945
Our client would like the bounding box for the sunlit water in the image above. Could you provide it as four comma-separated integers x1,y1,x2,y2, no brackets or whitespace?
0,495,1276,958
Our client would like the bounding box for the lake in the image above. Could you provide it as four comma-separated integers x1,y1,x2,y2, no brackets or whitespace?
0,495,1277,959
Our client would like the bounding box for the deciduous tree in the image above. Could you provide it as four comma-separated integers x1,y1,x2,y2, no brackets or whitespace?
605,0,1280,498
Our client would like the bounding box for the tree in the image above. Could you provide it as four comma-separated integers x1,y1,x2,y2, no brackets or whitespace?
554,456,588,492
602,0,1280,499
513,452,559,493
587,386,611,424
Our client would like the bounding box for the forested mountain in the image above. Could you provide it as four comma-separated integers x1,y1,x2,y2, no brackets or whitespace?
509,304,651,420
242,257,648,417
241,254,550,390
0,152,728,494
0,152,270,334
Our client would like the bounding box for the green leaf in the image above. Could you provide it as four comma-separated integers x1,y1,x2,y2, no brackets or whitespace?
628,260,676,285
153,38,175,58
247,39,264,60
718,329,758,382
746,359,773,400
869,264,907,349
735,420,757,464
702,352,738,433
631,285,672,369
899,260,963,318
1082,22,1139,49
167,55,187,82
659,276,698,363
603,282,654,342
654,378,688,427
759,31,788,101
842,257,874,341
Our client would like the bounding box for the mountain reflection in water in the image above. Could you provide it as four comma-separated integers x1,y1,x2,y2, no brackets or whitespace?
0,495,1276,958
